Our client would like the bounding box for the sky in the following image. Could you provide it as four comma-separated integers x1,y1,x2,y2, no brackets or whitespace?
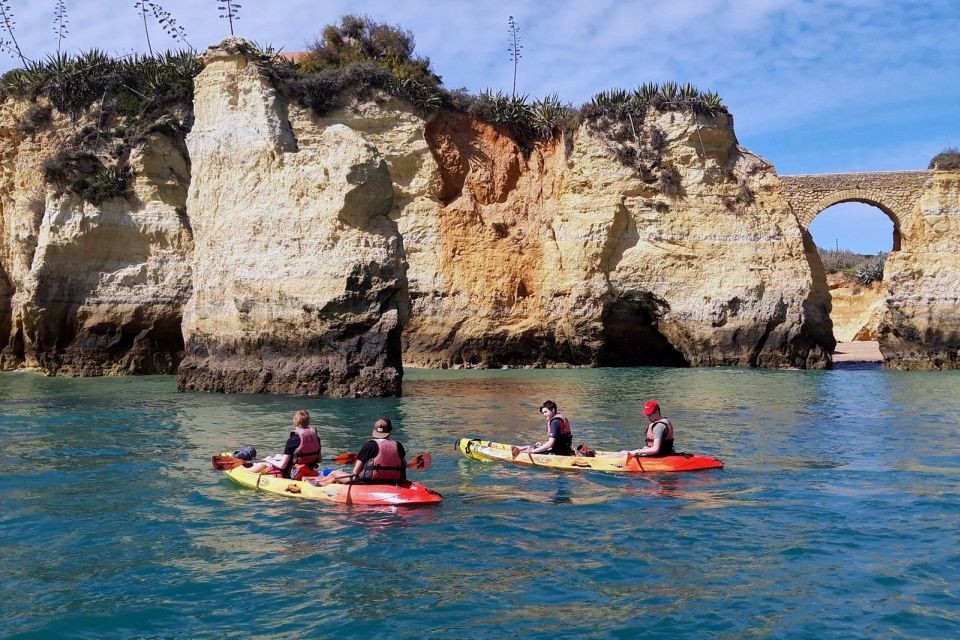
2,0,957,253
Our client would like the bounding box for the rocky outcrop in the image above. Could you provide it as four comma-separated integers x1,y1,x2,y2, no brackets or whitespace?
330,98,833,368
0,99,192,375
880,170,960,369
177,40,406,396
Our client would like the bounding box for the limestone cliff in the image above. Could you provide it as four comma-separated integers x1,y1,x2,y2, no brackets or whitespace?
826,273,885,342
880,170,960,369
0,99,192,375
177,40,406,396
321,96,833,368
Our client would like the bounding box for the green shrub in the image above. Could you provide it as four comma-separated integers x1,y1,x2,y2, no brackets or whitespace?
929,147,960,170
300,14,441,90
43,150,132,205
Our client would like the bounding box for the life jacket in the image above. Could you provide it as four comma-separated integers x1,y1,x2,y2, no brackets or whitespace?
546,413,574,456
359,439,405,483
293,427,321,466
645,418,675,456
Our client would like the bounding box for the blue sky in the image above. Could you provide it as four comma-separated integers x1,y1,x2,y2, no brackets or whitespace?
2,0,956,253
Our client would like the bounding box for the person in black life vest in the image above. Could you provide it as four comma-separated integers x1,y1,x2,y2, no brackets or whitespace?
518,400,575,456
247,410,322,480
319,417,407,485
630,400,675,457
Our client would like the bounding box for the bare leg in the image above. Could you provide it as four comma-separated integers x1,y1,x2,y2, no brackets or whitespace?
317,469,354,486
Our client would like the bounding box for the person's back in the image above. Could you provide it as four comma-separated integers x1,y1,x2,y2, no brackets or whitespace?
357,435,407,484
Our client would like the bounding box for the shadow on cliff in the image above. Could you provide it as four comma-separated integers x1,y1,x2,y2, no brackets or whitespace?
598,292,689,366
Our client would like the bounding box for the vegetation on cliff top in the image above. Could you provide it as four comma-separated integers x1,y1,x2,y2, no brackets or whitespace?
1,49,200,205
268,14,728,162
929,148,960,170
820,248,887,286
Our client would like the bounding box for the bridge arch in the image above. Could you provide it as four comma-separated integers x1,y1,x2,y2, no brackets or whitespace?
780,171,931,251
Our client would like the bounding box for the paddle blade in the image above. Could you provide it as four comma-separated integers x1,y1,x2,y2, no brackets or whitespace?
407,453,432,471
331,452,358,465
511,446,521,459
212,455,246,471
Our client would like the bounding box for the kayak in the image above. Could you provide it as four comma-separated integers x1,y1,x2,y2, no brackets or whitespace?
215,454,442,506
456,438,723,473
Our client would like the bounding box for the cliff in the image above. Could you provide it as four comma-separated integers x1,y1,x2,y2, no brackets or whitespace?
0,98,192,375
325,96,833,368
177,40,406,396
880,170,960,369
6,37,960,392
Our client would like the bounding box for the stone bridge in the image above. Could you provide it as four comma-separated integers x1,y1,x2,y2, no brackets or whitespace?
780,171,932,249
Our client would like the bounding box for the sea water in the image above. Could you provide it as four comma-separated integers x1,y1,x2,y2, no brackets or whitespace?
1,366,959,639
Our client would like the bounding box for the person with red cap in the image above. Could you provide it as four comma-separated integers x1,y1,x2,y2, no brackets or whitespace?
629,400,675,457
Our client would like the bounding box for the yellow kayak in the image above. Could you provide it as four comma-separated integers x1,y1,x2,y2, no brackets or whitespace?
456,438,724,473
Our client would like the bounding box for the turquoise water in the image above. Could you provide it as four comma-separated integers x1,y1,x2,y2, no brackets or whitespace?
2,366,959,639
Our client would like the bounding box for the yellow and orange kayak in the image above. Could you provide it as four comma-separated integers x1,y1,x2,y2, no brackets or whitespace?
456,438,723,473
215,453,442,505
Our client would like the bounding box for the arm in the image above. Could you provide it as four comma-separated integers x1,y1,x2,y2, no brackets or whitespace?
634,438,661,456
529,436,556,454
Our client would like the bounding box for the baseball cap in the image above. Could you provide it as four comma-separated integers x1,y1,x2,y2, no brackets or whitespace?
642,401,660,416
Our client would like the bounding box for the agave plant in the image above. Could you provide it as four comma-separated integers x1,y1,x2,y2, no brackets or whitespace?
678,82,699,103
658,81,679,104
529,93,569,136
856,255,886,286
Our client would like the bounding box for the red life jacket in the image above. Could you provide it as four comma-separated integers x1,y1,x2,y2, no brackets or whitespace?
546,413,574,455
360,439,405,483
293,427,321,466
645,418,675,456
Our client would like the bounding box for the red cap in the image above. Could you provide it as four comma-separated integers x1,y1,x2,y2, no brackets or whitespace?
642,401,660,416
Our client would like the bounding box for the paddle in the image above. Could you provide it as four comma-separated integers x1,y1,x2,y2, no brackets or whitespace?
211,454,255,470
331,452,432,470
511,446,538,466
626,451,645,472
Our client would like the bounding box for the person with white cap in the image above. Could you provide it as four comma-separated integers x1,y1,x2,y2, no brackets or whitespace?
628,400,675,457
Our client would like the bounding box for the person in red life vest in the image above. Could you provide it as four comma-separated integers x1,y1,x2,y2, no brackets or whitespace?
517,400,575,456
319,417,407,485
629,400,675,457
247,410,322,479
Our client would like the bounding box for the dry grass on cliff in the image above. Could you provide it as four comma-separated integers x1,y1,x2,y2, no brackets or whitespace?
819,249,887,285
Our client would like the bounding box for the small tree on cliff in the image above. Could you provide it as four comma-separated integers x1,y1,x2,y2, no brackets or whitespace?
134,1,192,56
216,0,240,36
53,0,68,55
507,15,522,98
0,0,29,66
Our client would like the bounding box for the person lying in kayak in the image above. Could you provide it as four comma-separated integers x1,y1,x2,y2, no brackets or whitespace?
625,400,675,457
318,417,408,485
516,400,575,456
247,410,322,480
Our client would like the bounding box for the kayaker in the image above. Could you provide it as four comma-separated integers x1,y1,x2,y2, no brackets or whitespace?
247,410,322,480
319,417,408,485
628,400,675,457
518,400,575,456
